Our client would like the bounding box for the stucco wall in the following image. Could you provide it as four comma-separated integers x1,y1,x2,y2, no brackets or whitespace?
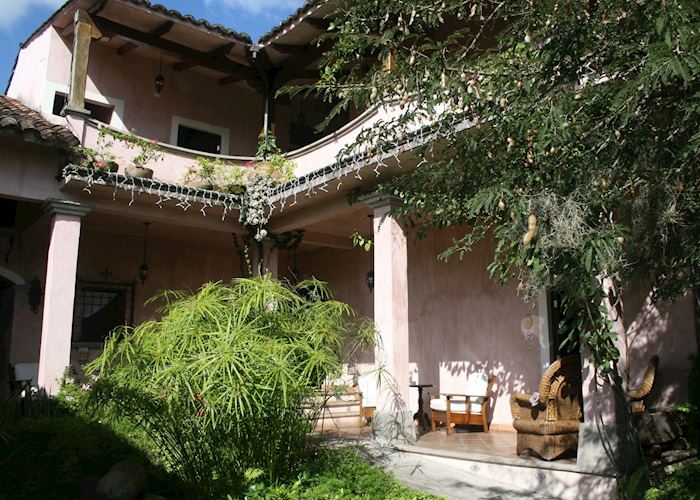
283,228,541,427
0,138,68,202
283,226,699,428
622,286,697,409
6,28,51,110
37,27,263,155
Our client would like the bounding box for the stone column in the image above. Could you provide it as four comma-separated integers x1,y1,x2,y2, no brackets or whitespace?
37,200,91,395
362,193,414,444
66,10,102,114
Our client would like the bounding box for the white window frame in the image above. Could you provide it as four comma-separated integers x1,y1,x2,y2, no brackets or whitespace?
170,115,230,155
43,81,126,130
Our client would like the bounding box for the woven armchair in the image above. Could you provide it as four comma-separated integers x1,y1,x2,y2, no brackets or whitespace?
629,355,659,413
510,355,582,461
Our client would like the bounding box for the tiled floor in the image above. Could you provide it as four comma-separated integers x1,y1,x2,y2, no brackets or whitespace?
415,428,519,458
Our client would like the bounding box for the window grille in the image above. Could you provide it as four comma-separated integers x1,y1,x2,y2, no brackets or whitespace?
72,281,134,345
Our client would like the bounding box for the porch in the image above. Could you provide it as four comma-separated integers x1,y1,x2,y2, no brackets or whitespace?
313,426,615,499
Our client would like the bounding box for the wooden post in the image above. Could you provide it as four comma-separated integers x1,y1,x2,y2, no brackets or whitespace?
66,10,102,114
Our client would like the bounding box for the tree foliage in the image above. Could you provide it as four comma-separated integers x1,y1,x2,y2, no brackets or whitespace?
296,0,700,369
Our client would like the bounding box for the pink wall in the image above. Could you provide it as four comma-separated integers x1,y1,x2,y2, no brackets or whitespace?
406,228,541,427
287,226,699,428
6,28,51,110
283,228,542,427
43,27,263,155
622,285,696,409
0,138,69,202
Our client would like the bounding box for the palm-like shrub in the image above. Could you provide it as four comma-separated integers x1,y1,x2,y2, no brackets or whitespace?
85,276,376,497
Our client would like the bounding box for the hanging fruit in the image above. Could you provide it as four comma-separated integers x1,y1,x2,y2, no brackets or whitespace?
522,214,537,246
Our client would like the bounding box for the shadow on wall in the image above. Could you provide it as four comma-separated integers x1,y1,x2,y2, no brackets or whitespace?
623,283,697,409
405,228,542,426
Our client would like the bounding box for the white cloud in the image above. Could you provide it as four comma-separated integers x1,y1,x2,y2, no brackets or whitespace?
0,0,64,30
203,0,305,17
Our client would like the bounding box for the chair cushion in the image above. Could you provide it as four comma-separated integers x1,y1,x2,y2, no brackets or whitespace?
357,373,377,407
513,419,581,435
430,397,483,414
465,372,489,397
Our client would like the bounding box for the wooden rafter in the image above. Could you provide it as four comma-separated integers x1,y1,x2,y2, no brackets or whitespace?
273,39,333,88
305,18,332,31
271,43,307,55
116,20,174,56
93,16,258,82
218,74,245,86
173,42,235,72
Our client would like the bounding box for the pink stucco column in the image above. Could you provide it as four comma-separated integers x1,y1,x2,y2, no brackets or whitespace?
37,200,91,395
362,193,414,442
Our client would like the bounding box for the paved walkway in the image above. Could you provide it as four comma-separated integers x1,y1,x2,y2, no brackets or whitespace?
361,442,555,499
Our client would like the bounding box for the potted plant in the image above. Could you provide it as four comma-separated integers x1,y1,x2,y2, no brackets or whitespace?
72,128,118,177
181,157,218,190
215,163,249,194
107,129,163,179
254,131,295,183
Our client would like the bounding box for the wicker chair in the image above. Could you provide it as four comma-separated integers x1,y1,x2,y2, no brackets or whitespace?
629,355,659,413
510,355,582,461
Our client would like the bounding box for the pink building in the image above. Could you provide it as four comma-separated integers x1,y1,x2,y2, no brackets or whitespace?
0,1,695,496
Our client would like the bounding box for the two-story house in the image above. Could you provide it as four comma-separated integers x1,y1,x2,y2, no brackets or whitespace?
0,1,696,496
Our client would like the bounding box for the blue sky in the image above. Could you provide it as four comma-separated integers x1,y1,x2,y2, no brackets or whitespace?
0,0,306,90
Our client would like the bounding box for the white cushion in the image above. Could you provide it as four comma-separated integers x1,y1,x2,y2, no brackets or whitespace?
465,372,489,397
430,397,484,414
357,372,378,407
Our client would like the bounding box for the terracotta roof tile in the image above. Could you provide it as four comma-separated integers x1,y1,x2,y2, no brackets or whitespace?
258,0,329,45
0,95,79,149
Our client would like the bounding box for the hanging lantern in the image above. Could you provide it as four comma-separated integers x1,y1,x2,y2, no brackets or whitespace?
154,54,165,97
366,270,374,293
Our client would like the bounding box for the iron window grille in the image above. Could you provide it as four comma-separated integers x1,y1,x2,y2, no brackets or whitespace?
72,281,134,346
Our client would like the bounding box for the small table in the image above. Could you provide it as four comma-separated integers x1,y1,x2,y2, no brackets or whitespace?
410,383,433,430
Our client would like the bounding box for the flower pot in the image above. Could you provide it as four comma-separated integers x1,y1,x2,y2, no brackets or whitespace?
125,166,154,179
187,179,213,190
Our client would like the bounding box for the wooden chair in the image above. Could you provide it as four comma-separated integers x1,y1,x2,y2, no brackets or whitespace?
510,354,582,461
430,372,496,434
356,372,377,426
629,355,659,413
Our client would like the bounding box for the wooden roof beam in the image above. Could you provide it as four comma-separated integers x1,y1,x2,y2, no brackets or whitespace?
271,43,308,55
116,20,174,56
219,74,245,86
306,18,332,31
173,42,235,72
273,39,333,88
93,16,258,82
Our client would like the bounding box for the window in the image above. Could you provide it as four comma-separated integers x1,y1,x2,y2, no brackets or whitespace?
52,92,114,124
72,281,133,345
170,116,230,155
176,124,222,154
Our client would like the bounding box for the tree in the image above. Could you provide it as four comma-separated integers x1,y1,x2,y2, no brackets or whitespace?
295,0,700,372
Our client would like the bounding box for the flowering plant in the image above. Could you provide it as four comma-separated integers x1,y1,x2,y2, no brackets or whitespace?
104,128,163,168
72,127,116,172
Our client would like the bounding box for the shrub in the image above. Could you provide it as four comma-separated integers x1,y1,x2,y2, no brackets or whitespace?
244,447,442,500
0,400,175,500
644,459,700,500
86,276,376,498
